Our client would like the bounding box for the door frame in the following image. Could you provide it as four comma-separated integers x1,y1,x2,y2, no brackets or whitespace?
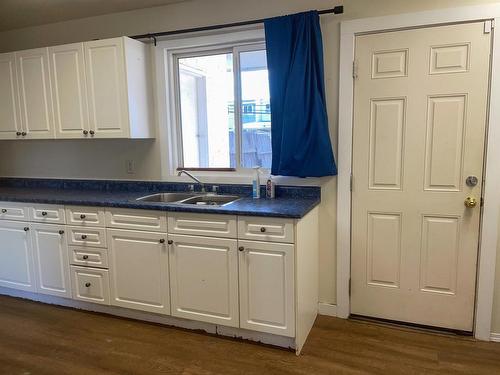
337,3,500,340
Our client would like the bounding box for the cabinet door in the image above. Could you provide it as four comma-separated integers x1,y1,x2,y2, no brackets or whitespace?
31,223,71,298
0,53,21,139
169,234,239,327
49,43,89,139
108,229,169,314
0,221,35,292
16,48,54,139
84,38,129,138
238,240,295,337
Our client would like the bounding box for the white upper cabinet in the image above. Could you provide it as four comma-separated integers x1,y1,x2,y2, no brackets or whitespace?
84,37,153,139
0,53,22,140
49,43,89,139
16,48,55,139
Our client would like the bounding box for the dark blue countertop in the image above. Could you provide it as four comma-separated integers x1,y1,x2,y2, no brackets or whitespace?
0,178,321,219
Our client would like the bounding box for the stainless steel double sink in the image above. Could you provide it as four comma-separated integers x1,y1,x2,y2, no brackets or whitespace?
136,192,241,207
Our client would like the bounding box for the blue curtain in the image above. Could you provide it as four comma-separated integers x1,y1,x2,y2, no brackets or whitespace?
264,11,337,177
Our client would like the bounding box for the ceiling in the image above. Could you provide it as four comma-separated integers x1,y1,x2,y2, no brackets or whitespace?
0,0,188,32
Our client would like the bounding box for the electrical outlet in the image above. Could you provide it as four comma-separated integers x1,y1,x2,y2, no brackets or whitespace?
126,160,135,174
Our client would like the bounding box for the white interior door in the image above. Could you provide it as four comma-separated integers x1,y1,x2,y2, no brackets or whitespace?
49,43,90,139
0,52,21,139
16,48,54,139
351,22,491,331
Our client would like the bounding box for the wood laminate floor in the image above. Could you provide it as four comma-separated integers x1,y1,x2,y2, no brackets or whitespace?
0,295,499,375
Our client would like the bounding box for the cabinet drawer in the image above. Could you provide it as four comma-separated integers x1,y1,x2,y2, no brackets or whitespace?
238,217,295,243
0,202,28,222
68,226,107,248
29,204,66,224
71,266,110,305
105,208,167,232
69,246,108,269
168,213,237,238
66,206,105,227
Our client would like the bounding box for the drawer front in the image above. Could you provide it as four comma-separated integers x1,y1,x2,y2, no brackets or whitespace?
66,206,105,227
238,217,295,243
71,266,110,305
0,202,28,222
29,204,66,224
105,208,167,232
69,246,108,269
168,213,237,238
68,226,107,248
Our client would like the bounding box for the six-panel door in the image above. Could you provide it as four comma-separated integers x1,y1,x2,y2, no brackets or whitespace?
169,234,239,327
108,229,170,314
48,43,90,139
0,52,22,140
238,240,295,337
31,223,71,298
15,48,54,139
0,221,36,292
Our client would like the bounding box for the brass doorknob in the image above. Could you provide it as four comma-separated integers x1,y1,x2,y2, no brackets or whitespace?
464,197,478,208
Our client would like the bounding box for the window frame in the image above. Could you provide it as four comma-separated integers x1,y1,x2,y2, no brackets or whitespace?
155,28,269,179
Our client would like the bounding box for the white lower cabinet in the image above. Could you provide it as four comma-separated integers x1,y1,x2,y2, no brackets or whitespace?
238,240,295,337
0,221,35,292
71,265,110,305
169,234,239,327
108,229,170,314
31,223,71,298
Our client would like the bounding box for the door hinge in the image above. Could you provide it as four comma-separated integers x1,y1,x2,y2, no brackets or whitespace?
352,60,358,79
350,173,353,192
481,197,484,207
348,278,352,297
485,20,493,34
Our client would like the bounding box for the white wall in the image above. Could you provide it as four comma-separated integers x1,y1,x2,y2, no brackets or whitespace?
1,0,499,328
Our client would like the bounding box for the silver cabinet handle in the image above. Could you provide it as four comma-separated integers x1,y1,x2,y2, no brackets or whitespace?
85,282,91,287
168,240,173,245
260,227,266,233
41,211,48,216
159,239,165,244
238,246,244,252
58,230,64,235
82,255,89,260
24,227,29,232
80,214,86,219
81,235,87,240
1,209,6,213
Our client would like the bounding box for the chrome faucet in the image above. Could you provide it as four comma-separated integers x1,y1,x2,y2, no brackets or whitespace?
177,170,205,193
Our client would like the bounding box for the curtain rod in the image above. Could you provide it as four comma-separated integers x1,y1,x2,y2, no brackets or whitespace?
130,5,343,44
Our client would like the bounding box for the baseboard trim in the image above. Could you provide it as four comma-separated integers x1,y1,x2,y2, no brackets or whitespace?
490,333,500,342
0,287,295,350
318,302,337,317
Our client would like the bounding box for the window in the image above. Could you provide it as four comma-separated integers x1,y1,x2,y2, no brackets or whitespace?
175,44,271,170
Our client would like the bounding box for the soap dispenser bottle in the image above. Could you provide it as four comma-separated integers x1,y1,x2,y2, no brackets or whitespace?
252,167,261,199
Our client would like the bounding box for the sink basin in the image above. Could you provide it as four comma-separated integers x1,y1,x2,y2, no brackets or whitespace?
136,192,199,203
136,192,241,206
180,195,241,206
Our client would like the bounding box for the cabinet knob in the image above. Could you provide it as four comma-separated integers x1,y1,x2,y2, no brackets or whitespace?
83,130,88,135
16,132,21,136
21,132,27,136
260,227,266,233
81,235,87,240
58,230,64,235
85,282,91,287
82,255,89,260
168,240,173,245
24,227,29,232
1,209,7,213
159,239,165,244
80,214,86,219
41,211,48,216
89,130,95,136
238,246,244,252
